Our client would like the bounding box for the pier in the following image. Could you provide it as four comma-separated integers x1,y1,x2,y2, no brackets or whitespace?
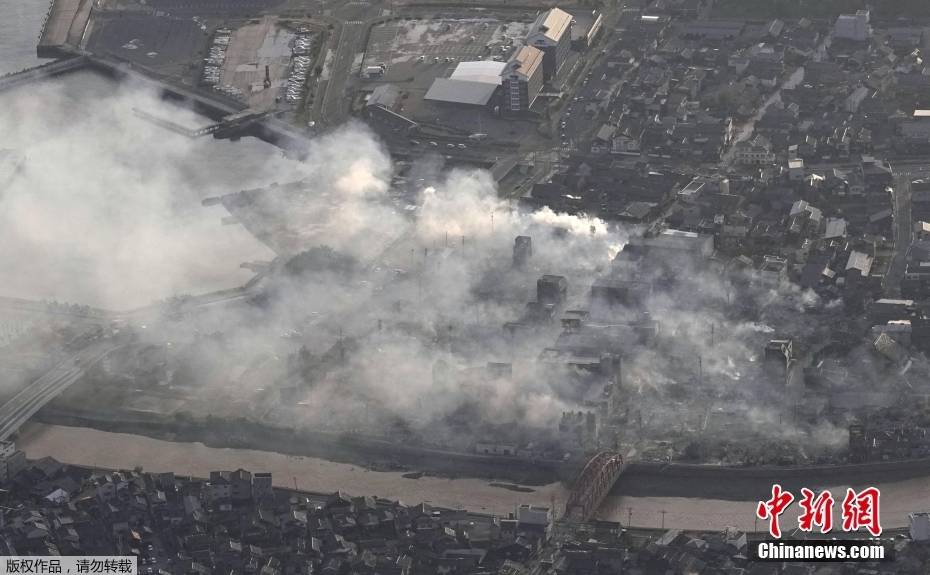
37,0,94,58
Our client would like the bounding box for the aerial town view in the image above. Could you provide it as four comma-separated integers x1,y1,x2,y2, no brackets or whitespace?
7,0,930,571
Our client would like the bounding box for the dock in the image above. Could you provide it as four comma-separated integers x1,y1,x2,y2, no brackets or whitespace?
37,0,95,58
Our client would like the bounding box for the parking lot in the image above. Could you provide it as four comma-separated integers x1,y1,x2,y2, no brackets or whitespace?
362,17,532,80
359,16,534,129
220,16,302,110
86,13,208,77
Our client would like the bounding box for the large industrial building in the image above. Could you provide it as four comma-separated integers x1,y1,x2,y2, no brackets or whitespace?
421,7,573,110
424,60,506,107
424,46,545,113
501,45,544,113
526,7,573,82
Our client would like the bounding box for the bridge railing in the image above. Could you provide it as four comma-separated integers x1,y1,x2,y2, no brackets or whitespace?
564,451,625,522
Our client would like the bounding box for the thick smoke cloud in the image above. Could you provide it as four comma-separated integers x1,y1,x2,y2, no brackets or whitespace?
0,72,877,462
0,73,285,309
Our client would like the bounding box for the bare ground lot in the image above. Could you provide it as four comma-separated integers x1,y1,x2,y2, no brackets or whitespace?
87,13,208,77
220,16,296,110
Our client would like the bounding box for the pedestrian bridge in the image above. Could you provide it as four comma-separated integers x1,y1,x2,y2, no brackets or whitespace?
132,108,269,138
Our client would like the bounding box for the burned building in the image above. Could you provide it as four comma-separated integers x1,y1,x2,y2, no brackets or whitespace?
537,275,568,306
513,236,533,268
559,411,599,452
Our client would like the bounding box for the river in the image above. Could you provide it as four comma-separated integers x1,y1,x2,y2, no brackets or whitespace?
0,0,49,76
19,423,569,516
22,422,930,530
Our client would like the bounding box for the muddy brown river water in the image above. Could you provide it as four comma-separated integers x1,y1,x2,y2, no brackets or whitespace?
20,423,930,531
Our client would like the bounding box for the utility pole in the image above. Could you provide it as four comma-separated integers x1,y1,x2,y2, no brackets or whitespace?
660,510,667,529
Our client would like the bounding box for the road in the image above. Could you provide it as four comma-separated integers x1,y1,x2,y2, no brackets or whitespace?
555,19,623,152
886,175,913,297
881,158,930,297
720,66,805,166
320,20,367,126
0,338,121,441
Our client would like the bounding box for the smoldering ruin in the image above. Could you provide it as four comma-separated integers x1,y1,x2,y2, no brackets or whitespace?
4,71,930,470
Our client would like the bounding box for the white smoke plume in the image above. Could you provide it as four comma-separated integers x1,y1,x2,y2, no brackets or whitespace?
0,71,872,462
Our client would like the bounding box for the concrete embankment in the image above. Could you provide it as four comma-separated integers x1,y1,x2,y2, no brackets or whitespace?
601,460,930,531
615,459,930,501
0,55,88,92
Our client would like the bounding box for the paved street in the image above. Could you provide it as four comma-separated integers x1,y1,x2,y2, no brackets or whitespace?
884,159,930,296
320,9,369,126
886,175,912,297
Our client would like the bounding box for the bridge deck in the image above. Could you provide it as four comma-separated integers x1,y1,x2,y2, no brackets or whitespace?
38,0,94,57
565,451,628,523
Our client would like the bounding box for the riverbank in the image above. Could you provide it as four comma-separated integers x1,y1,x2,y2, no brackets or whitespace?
600,461,930,531
20,422,930,531
600,471,930,532
18,423,568,517
34,408,566,486
615,459,930,500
